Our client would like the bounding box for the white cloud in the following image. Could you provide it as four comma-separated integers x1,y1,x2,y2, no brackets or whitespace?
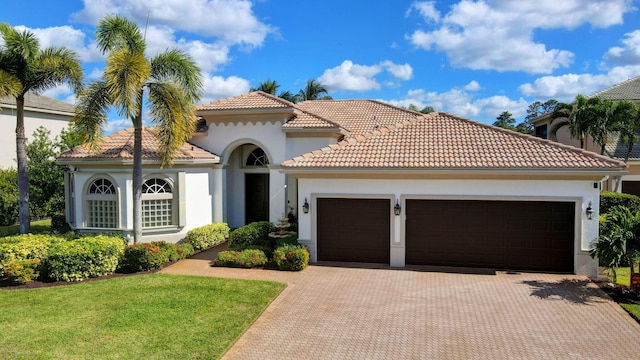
103,119,132,135
518,65,640,101
72,0,273,47
387,81,528,120
604,30,640,66
200,75,250,103
319,60,413,92
407,1,440,22
41,84,77,104
407,0,633,73
14,25,102,62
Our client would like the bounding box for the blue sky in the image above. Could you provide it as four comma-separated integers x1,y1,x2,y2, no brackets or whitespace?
2,0,640,133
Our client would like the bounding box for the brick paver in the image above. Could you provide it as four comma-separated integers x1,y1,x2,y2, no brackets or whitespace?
161,247,640,359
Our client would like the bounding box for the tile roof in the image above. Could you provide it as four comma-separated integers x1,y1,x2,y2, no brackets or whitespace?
605,132,640,161
196,91,295,111
282,111,341,129
295,99,423,135
590,75,640,102
1,93,75,114
58,127,219,162
282,112,624,170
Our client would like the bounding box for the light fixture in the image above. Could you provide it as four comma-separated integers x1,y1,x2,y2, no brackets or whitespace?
302,198,310,214
586,201,594,220
394,199,401,216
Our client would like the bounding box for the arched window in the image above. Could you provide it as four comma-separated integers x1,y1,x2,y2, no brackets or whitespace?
142,178,174,228
245,148,269,167
86,178,117,228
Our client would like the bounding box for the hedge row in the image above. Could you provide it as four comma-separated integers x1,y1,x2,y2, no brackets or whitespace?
184,223,230,250
600,191,640,214
118,242,194,273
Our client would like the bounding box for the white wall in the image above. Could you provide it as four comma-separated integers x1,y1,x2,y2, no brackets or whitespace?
68,165,215,243
296,177,600,277
0,108,71,168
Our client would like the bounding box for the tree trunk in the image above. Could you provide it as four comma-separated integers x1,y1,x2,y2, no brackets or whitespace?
16,95,30,234
132,125,142,244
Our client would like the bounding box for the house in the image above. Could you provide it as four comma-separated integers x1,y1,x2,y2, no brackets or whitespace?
58,91,626,277
0,93,75,168
532,75,640,195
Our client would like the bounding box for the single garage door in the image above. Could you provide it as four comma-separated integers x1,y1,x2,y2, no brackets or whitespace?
317,198,390,263
405,200,574,272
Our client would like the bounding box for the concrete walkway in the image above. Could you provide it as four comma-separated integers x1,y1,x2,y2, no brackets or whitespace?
161,246,640,359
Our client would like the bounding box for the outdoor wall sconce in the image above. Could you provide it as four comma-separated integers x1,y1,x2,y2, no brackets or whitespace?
586,201,594,220
394,200,402,216
302,198,310,214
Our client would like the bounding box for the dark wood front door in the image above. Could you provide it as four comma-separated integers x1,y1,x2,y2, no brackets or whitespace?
317,198,390,263
245,174,269,224
405,200,574,272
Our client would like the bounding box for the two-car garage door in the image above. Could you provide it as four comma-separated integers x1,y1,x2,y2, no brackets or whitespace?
316,198,575,272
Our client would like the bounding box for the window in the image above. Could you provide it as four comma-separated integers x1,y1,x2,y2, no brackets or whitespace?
142,178,174,228
86,178,117,228
245,148,269,167
535,124,548,139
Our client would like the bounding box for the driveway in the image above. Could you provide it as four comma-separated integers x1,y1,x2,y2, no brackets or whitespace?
161,247,640,359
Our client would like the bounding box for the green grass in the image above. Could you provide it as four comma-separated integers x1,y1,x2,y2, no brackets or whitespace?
0,218,52,237
609,267,640,323
0,274,286,359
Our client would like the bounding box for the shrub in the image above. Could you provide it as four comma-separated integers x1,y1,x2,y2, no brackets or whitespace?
2,259,41,285
600,191,640,214
228,221,273,250
50,213,71,233
0,169,19,226
213,249,268,268
275,233,299,248
273,244,309,271
44,235,126,282
183,223,230,250
118,241,194,273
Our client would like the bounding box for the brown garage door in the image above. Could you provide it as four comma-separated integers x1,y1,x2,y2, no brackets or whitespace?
405,200,574,272
317,198,390,263
622,181,640,198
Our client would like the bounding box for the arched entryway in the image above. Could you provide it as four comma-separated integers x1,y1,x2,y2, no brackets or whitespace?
225,143,271,228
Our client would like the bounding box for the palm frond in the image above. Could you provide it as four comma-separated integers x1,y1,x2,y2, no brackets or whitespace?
147,81,197,167
0,23,39,63
27,47,84,93
72,80,111,150
95,15,146,54
150,49,203,103
104,50,150,119
0,69,21,99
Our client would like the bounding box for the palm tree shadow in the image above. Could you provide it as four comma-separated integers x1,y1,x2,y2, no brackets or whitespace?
522,279,609,305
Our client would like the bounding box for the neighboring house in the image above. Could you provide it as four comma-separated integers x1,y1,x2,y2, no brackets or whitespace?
0,93,75,168
58,91,625,277
532,75,640,194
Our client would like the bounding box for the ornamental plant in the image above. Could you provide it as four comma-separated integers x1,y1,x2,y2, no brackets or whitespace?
184,223,230,250
273,244,309,271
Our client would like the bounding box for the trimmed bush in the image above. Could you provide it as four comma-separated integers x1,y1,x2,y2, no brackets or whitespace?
183,223,230,250
600,191,640,214
228,221,274,250
273,244,309,271
0,169,19,226
118,241,194,273
275,233,299,248
44,235,126,282
2,259,41,285
213,249,268,268
50,213,71,233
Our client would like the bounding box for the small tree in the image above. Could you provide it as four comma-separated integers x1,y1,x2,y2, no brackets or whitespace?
591,206,640,285
493,111,516,131
408,104,435,114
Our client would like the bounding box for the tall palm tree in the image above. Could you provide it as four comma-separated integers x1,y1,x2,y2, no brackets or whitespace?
294,79,332,102
550,94,599,150
73,15,202,243
590,99,637,155
250,79,295,102
0,23,83,234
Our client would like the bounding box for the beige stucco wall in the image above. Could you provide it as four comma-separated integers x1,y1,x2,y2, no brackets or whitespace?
0,107,71,168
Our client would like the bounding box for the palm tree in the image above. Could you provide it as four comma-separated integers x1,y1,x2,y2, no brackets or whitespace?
294,79,332,102
73,15,202,243
0,23,83,234
550,94,599,150
613,101,640,191
591,206,640,284
590,99,637,155
250,79,295,102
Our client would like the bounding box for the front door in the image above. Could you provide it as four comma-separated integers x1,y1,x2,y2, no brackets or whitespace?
245,173,269,224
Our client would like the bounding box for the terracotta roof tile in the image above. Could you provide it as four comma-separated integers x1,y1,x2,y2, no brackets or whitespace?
197,91,294,111
282,112,624,170
58,127,219,162
282,111,341,129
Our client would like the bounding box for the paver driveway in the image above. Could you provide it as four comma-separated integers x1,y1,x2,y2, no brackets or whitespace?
161,247,640,359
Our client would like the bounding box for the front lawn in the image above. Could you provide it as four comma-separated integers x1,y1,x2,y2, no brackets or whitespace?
0,274,285,359
609,267,640,322
0,218,51,236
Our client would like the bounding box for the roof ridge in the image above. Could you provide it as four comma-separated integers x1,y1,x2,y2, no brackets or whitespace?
253,91,296,107
439,112,626,167
290,106,347,130
590,75,640,98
